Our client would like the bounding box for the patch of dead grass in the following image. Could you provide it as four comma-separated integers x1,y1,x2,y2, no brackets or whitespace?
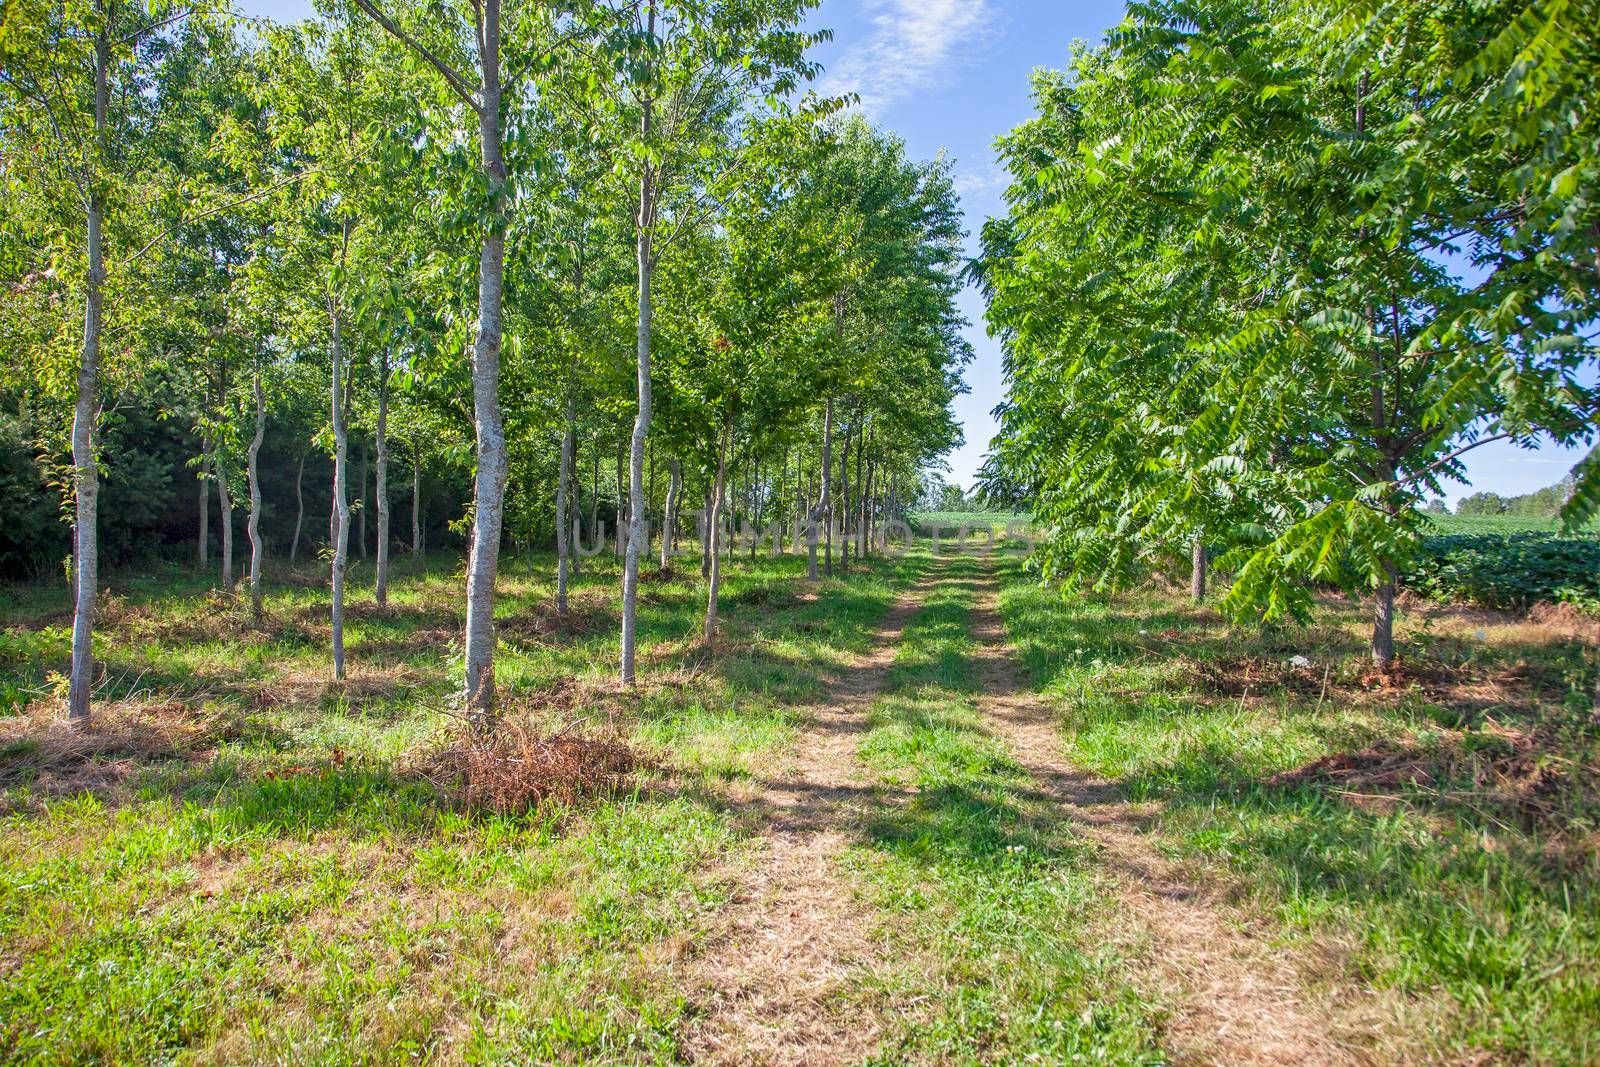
1267,725,1599,840
0,699,276,810
415,710,641,817
497,590,614,643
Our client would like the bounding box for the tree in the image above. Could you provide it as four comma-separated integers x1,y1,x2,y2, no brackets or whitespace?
346,0,574,716
0,0,221,724
1457,492,1510,516
593,0,829,684
979,0,1598,666
653,120,851,642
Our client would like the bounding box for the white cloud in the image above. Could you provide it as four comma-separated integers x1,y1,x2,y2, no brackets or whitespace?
952,165,1008,202
820,0,999,116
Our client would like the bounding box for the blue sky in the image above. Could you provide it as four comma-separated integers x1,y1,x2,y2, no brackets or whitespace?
237,0,1585,506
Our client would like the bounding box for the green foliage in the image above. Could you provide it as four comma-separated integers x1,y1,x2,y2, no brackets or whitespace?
977,0,1599,633
1406,532,1600,611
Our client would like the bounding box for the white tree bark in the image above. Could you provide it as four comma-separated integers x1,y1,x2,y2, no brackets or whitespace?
374,347,390,607
660,457,680,569
67,27,108,727
330,291,350,682
217,415,234,592
462,19,510,717
703,413,731,645
290,448,305,563
569,440,583,578
412,437,422,559
620,19,656,684
1191,535,1206,602
810,398,832,580
556,395,574,616
247,369,266,616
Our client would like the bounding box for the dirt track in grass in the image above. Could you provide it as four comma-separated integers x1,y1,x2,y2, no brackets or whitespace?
684,556,1377,1065
964,561,1370,1067
680,578,925,1066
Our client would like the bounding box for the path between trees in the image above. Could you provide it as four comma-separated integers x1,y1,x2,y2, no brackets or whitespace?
683,556,1364,1065
681,580,925,1065
964,564,1365,1066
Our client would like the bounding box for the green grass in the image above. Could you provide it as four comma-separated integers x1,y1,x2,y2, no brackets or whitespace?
0,547,917,1063
6,538,1598,1062
999,569,1600,1063
846,556,1165,1064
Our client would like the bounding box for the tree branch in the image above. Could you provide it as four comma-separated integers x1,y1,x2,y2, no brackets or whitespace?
117,165,317,269
347,0,482,115
120,7,192,44
1400,431,1514,486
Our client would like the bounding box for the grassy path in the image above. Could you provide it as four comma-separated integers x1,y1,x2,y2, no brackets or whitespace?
965,562,1362,1065
8,543,1588,1061
683,575,929,1064
777,551,1366,1063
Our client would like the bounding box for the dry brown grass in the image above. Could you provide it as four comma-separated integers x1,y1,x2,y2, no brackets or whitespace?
497,590,614,643
0,698,271,810
415,713,640,816
1268,724,1599,835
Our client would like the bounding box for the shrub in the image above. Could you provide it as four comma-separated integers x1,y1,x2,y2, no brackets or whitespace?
418,717,639,816
1404,533,1600,611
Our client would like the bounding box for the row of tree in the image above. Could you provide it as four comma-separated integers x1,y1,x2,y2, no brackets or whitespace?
1,0,970,725
978,0,1599,663
1452,459,1590,517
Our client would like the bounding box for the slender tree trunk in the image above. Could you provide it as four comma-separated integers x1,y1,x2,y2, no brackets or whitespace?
330,290,350,682
794,448,805,556
661,457,680,569
570,440,583,578
749,456,760,561
198,433,210,569
839,419,852,568
461,14,511,718
614,437,626,559
701,482,713,579
1356,73,1396,672
217,434,234,592
328,453,338,548
1190,536,1206,603
247,369,266,617
556,395,574,616
67,27,108,727
290,448,305,563
374,349,390,607
620,0,657,685
357,441,368,561
812,398,832,580
856,432,869,558
412,437,422,558
589,444,599,547
704,412,731,645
